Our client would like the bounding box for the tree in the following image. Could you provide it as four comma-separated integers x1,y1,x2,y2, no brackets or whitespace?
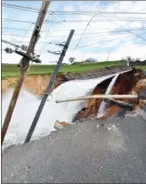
85,57,98,63
69,57,75,64
126,56,134,62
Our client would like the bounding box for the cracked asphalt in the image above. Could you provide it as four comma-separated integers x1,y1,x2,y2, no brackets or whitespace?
2,113,146,183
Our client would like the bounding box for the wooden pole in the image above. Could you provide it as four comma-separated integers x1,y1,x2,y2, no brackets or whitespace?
1,0,50,145
55,94,138,103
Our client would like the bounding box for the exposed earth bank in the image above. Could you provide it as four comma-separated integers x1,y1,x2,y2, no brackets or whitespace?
2,65,133,95
2,66,146,123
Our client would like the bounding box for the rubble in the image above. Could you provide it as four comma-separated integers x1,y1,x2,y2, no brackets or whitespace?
73,68,145,122
54,120,69,130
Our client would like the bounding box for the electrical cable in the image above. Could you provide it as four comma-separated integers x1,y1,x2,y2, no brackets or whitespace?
100,14,146,41
39,14,56,55
3,17,146,25
3,26,146,34
77,35,134,48
2,3,146,15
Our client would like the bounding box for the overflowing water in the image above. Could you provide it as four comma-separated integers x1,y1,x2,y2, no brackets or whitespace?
97,73,120,118
97,69,133,118
2,74,115,150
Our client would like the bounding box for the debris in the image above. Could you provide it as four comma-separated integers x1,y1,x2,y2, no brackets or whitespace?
131,79,146,110
54,120,69,130
70,69,145,122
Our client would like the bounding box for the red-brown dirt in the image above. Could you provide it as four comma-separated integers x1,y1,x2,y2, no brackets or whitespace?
73,69,145,122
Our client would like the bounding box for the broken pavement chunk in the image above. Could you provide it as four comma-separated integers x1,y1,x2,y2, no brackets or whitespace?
54,120,69,130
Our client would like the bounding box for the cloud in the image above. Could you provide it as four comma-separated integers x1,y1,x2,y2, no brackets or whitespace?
2,1,146,65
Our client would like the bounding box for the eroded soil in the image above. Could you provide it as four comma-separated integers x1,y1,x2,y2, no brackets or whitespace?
2,66,146,123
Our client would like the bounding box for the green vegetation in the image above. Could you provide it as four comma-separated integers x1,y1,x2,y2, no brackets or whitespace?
136,65,146,70
2,61,146,79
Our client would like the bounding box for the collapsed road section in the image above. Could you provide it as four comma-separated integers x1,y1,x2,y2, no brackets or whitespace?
55,68,146,128
2,67,146,150
2,67,146,183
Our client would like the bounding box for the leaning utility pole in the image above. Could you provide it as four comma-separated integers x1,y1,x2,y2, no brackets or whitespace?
1,0,50,145
25,29,75,143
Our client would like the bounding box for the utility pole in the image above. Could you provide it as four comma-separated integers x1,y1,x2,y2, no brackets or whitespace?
25,29,75,143
107,52,110,61
1,0,50,145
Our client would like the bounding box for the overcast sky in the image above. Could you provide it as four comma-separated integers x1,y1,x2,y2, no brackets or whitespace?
2,1,146,64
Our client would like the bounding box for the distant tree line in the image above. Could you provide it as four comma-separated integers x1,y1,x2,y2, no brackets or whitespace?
122,56,146,66
69,56,146,66
69,57,98,64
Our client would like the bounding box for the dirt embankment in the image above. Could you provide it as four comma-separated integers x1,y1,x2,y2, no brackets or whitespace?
2,65,132,95
2,74,68,96
2,66,145,124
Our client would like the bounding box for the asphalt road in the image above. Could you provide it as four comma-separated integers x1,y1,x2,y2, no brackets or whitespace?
2,113,146,183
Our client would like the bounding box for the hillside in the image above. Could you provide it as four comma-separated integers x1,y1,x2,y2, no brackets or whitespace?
2,61,146,79
1,64,135,95
1,61,127,78
2,61,146,95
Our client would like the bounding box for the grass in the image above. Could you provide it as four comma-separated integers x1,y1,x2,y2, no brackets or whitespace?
2,61,146,79
136,65,146,70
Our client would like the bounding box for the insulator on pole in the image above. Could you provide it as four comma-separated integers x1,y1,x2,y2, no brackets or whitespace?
5,47,14,54
21,45,28,51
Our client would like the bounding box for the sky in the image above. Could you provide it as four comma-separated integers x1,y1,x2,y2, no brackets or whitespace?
2,1,146,64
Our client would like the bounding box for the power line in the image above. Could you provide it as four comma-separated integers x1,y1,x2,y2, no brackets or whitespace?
72,13,146,49
2,39,20,48
2,3,39,13
74,12,99,49
46,11,146,15
18,23,33,46
100,14,146,41
3,3,146,24
2,28,146,43
2,26,50,32
3,3,146,20
2,33,67,38
40,14,56,54
3,18,146,25
78,28,146,42
2,40,65,45
2,27,32,31
3,18,35,24
2,35,136,51
2,3,146,15
77,35,135,48
73,13,146,48
3,26,146,32
45,19,146,23
2,28,146,39
2,38,144,53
